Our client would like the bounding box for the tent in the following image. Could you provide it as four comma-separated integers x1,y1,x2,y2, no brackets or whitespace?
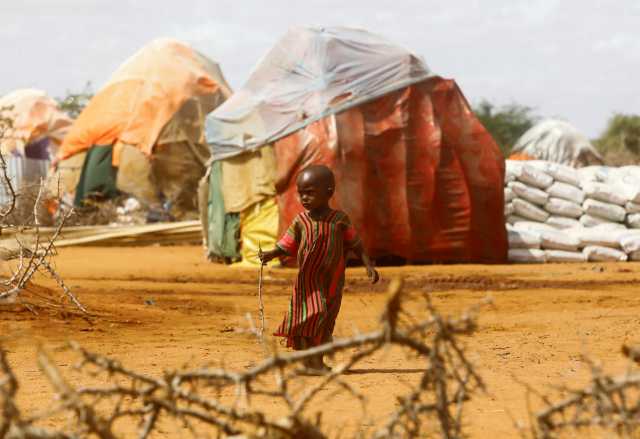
510,119,603,168
55,38,231,217
0,89,72,203
202,27,506,264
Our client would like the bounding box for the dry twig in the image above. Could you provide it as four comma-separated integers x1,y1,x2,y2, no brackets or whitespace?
0,279,486,438
0,110,86,315
526,346,640,438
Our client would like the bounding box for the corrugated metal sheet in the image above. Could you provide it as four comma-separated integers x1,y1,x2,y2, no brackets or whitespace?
0,155,50,205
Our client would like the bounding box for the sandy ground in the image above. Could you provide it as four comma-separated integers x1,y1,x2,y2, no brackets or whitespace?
2,246,640,437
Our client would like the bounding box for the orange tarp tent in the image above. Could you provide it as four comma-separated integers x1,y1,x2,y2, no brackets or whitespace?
59,38,231,163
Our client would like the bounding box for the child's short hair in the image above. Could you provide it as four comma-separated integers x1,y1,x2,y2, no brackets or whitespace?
298,164,335,188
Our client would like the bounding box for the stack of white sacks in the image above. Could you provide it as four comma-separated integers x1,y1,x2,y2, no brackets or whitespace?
505,160,640,263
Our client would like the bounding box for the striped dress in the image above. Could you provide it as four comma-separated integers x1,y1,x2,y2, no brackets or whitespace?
274,209,361,348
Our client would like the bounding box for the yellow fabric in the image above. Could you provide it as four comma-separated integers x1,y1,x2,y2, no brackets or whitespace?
232,197,279,267
59,38,231,161
115,144,158,206
0,89,72,154
45,151,86,198
220,145,277,213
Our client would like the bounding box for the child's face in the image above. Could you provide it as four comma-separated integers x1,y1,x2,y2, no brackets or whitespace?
296,176,332,211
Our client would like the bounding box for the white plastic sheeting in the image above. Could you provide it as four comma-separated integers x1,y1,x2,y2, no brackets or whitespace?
204,26,433,160
511,119,603,168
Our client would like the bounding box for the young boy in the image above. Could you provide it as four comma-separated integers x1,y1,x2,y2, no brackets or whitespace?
259,164,379,371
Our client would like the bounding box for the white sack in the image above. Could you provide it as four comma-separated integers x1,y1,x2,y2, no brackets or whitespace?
513,221,556,234
583,245,628,262
504,203,514,217
546,182,585,204
577,166,604,183
625,201,640,214
539,229,581,252
506,214,529,225
592,167,616,183
583,198,626,222
617,165,640,177
509,181,549,205
545,250,587,263
576,228,623,248
508,248,547,263
581,182,627,206
518,164,553,189
614,182,640,204
547,163,580,187
619,232,640,253
505,160,523,181
580,214,611,227
613,170,640,203
591,222,627,231
546,216,581,230
544,198,583,218
504,187,515,203
524,160,553,173
508,229,541,249
513,198,550,222
627,213,640,229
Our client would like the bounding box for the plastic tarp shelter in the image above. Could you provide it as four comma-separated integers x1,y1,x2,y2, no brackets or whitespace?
56,38,231,212
61,38,231,162
205,27,507,263
511,119,603,168
0,89,71,156
0,89,71,204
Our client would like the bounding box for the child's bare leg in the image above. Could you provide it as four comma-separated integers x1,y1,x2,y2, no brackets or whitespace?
311,355,330,371
312,333,333,371
293,337,313,368
295,337,330,371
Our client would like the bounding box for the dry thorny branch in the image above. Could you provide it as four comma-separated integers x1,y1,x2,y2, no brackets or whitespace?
522,344,640,439
0,279,487,438
0,108,86,315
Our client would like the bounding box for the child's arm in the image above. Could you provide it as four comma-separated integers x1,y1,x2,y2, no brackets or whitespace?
259,247,287,265
351,242,379,284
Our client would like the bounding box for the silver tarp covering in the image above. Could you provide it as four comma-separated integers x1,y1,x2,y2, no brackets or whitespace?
205,26,433,160
512,119,603,168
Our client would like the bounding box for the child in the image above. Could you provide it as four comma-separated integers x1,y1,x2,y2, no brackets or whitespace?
259,164,379,371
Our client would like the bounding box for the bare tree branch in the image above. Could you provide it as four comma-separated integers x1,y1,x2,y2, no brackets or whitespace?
0,278,487,438
525,347,640,438
0,109,86,315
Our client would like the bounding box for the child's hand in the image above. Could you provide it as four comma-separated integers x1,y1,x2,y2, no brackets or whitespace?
258,248,268,265
367,266,380,284
259,248,277,265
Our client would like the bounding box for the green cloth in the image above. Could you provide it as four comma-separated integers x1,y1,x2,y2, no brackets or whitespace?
74,145,119,206
207,161,240,261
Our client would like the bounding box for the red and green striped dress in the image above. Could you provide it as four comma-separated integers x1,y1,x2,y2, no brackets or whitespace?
274,209,361,348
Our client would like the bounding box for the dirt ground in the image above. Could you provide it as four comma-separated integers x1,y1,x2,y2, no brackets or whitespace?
2,245,640,437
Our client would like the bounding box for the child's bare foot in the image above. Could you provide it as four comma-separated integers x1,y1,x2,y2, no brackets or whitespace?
315,359,332,372
300,356,331,375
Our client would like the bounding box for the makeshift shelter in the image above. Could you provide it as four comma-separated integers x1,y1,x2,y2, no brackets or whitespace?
0,89,72,203
56,38,231,217
203,27,506,264
510,119,603,168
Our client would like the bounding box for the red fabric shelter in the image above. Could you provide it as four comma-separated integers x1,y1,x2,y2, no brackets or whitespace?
274,77,506,263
